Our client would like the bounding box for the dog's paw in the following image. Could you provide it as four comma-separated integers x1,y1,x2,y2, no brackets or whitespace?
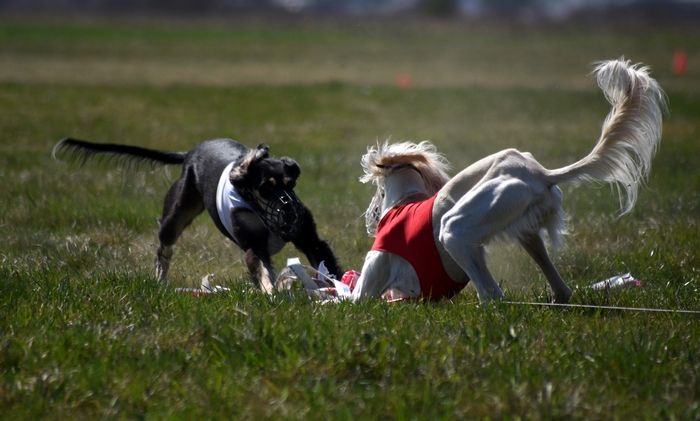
154,246,172,282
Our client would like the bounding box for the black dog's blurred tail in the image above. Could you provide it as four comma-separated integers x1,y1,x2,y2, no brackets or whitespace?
53,138,187,168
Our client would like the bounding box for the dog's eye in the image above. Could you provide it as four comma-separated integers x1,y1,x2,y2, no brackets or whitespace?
283,176,297,189
260,177,279,193
258,181,274,195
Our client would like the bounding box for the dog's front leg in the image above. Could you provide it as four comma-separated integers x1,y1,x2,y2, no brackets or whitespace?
351,251,422,301
155,245,172,282
351,250,392,301
243,248,276,295
290,206,342,277
231,210,277,294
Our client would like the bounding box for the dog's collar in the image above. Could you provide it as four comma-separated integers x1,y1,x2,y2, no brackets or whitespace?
376,163,419,172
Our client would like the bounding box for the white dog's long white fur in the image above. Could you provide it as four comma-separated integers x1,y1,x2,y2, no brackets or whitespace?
352,59,667,302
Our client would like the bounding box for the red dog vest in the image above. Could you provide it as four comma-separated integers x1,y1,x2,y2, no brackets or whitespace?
371,194,468,301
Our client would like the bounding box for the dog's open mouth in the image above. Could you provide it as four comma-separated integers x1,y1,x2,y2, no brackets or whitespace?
246,189,305,241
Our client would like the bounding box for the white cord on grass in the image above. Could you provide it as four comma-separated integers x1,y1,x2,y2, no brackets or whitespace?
503,301,700,314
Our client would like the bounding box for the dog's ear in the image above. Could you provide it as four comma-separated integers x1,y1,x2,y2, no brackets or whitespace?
254,143,270,160
230,144,271,184
281,157,301,181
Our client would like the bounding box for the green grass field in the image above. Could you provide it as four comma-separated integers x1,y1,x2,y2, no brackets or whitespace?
1,18,700,420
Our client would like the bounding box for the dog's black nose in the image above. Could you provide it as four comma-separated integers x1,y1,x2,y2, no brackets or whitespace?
279,203,296,224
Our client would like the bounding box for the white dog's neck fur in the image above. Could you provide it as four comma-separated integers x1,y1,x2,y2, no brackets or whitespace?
381,167,430,216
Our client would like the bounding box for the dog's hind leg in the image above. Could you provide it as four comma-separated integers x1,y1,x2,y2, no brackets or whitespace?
439,174,538,301
452,246,506,301
155,166,205,282
519,235,572,303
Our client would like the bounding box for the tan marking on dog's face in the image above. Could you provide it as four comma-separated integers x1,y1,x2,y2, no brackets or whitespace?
283,177,292,186
268,177,276,186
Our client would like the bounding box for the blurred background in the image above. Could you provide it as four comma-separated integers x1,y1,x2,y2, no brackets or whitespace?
0,0,699,25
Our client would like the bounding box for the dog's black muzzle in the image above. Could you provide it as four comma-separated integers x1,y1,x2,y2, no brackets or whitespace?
244,189,305,241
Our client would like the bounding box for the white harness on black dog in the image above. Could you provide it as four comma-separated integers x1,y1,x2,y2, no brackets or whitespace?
216,162,253,238
216,161,306,241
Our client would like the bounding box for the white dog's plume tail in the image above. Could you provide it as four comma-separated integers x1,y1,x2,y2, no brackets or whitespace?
546,58,668,214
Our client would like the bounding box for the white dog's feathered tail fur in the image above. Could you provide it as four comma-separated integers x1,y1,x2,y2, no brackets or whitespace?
547,59,667,213
352,58,667,303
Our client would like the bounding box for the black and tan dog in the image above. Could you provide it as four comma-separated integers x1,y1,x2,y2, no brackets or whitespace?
53,138,341,293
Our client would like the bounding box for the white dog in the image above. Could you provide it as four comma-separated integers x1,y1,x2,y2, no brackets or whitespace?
351,59,667,303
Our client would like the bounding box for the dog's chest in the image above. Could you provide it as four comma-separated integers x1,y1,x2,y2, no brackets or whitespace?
267,235,286,255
